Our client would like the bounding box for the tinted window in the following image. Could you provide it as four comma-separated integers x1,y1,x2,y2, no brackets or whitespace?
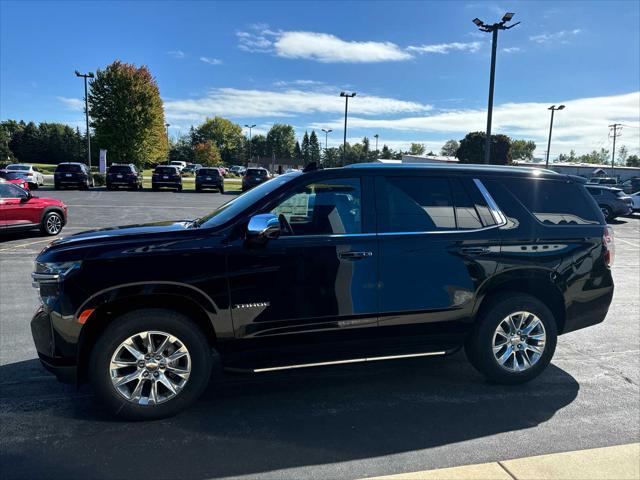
246,169,267,176
504,178,601,225
155,167,178,174
0,183,27,198
56,164,82,173
7,165,30,171
108,166,133,174
198,169,220,176
380,176,455,232
271,178,362,235
450,178,483,229
587,188,601,196
0,172,25,180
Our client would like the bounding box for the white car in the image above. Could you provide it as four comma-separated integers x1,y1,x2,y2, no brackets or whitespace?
5,164,44,188
631,192,640,212
168,160,187,172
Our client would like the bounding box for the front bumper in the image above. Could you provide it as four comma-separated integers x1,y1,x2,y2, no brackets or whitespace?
30,306,77,383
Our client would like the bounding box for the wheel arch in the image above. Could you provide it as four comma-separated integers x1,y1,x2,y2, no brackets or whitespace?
39,206,67,226
473,269,567,334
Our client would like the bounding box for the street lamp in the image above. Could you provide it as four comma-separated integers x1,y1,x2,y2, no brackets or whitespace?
373,134,379,155
321,128,333,154
165,123,171,148
472,12,520,164
75,70,95,169
244,124,256,167
340,92,356,165
545,105,565,168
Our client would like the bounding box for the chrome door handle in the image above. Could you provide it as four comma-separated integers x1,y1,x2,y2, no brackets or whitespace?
459,246,491,255
339,251,373,260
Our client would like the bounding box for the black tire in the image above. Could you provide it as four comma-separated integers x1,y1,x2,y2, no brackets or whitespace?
600,205,613,221
54,183,61,190
152,185,159,191
106,184,114,191
219,185,225,194
89,309,213,420
195,185,202,192
31,183,39,190
465,294,557,384
40,211,64,236
177,185,183,192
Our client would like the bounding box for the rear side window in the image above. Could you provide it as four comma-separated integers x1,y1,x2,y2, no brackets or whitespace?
502,178,601,225
379,177,456,232
450,178,483,230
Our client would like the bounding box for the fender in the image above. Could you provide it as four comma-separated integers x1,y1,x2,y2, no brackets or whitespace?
76,281,234,339
39,205,67,226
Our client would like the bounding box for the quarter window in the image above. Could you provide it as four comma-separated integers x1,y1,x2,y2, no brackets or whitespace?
271,178,362,235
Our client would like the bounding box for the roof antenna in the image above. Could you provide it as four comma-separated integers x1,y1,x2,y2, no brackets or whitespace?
303,162,319,172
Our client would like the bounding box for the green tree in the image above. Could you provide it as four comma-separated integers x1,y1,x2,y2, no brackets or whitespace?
89,60,167,167
294,140,302,163
440,140,459,157
251,134,268,159
193,140,222,166
192,116,244,165
301,131,310,164
380,144,393,159
309,130,321,164
266,124,295,161
322,147,340,167
626,155,640,167
409,143,426,155
456,132,512,165
511,139,536,160
169,135,195,164
617,145,629,165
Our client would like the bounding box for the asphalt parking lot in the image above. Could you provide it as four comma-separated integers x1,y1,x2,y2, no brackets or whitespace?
1,188,639,480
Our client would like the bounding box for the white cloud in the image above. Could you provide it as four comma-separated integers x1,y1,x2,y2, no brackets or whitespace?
309,92,640,155
164,87,432,121
273,79,325,87
273,31,411,63
407,41,482,55
166,50,186,58
200,56,223,65
530,29,581,44
236,29,275,53
502,47,522,53
57,96,84,111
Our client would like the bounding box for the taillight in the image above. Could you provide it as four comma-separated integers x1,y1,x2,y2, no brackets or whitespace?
603,226,615,267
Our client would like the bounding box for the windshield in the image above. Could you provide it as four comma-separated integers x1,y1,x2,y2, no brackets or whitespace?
195,172,301,228
56,164,82,172
7,164,30,171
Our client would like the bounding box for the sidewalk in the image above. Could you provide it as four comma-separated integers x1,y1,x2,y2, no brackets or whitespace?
366,443,640,480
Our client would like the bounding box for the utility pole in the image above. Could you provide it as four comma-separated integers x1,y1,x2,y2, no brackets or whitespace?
609,123,622,177
472,13,520,164
165,123,171,152
374,134,379,156
244,124,256,167
75,70,94,169
340,92,356,165
545,105,565,168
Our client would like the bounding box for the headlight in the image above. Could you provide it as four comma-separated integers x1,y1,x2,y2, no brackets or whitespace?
32,261,82,285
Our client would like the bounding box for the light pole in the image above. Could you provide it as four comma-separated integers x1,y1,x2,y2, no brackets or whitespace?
321,128,332,154
545,105,565,168
165,123,171,150
340,92,356,165
244,124,256,167
472,13,520,164
373,134,379,156
75,70,94,169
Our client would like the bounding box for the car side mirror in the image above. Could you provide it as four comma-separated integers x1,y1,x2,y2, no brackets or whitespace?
19,191,32,203
247,214,281,242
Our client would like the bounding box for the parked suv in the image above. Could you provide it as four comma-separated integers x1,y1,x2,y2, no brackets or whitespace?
242,167,270,191
152,166,182,191
106,164,143,191
30,164,614,419
54,162,93,190
585,185,633,220
195,167,224,192
1,181,66,235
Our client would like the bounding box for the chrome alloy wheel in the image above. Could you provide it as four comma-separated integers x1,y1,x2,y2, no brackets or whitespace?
46,214,62,234
109,331,191,405
492,311,546,372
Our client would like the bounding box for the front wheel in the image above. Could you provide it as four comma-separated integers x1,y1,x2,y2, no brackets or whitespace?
89,309,213,420
40,211,64,236
465,294,557,384
600,205,614,221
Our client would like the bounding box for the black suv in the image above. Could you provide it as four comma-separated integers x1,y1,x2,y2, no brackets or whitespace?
106,164,143,191
242,167,270,191
195,167,224,193
152,165,182,191
586,185,633,220
31,164,614,419
54,162,93,190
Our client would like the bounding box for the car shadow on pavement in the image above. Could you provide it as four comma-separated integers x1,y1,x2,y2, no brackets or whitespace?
0,353,579,479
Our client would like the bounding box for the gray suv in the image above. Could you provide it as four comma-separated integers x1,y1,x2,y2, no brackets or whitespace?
586,185,633,220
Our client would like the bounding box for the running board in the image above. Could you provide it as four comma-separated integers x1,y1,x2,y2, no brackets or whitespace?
248,350,448,373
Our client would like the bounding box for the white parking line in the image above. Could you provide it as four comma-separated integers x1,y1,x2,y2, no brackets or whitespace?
616,237,640,248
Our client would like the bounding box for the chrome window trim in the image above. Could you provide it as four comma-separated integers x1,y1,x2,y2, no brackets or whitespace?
473,178,507,225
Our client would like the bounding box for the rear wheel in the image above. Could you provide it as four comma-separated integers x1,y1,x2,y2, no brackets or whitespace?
465,294,557,384
89,309,213,420
54,182,61,190
177,185,183,192
600,205,613,221
219,185,225,194
40,211,64,236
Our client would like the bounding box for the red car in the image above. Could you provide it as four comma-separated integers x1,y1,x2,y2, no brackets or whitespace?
0,170,30,190
0,179,67,235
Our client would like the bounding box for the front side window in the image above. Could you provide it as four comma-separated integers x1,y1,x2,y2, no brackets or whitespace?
271,178,362,235
380,176,455,232
0,183,27,198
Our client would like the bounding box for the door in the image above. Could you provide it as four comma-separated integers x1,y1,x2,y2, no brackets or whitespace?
375,174,502,329
0,183,37,228
227,176,379,339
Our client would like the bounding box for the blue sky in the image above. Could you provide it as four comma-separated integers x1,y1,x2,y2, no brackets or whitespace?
1,0,639,157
